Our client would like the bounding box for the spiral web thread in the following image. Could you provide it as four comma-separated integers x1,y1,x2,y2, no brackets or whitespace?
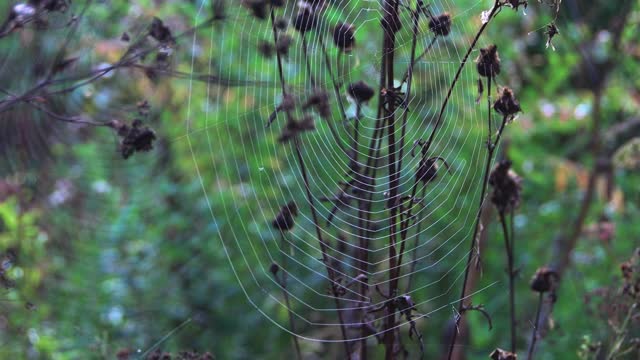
182,0,502,348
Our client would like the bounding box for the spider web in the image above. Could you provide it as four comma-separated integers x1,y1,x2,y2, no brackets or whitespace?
185,0,499,350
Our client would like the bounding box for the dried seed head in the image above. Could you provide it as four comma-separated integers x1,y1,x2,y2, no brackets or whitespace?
488,160,522,214
347,81,375,103
275,17,288,30
530,266,559,293
118,119,157,159
269,262,280,276
277,115,315,143
149,17,173,43
429,13,452,37
506,0,528,11
333,22,355,52
304,89,331,118
242,0,268,20
493,87,521,118
293,7,317,33
275,34,293,58
258,41,274,58
416,158,439,184
476,44,500,78
272,201,298,231
490,348,517,360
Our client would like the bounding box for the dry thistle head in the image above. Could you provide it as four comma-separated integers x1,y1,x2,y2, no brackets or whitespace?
242,0,268,20
304,89,330,118
277,115,315,143
258,41,274,58
490,348,517,360
272,201,298,231
506,0,528,11
333,22,355,52
530,266,559,293
293,6,317,33
149,17,173,43
476,44,501,78
113,119,157,159
493,87,522,118
275,34,293,58
429,13,452,37
347,81,375,104
488,160,522,214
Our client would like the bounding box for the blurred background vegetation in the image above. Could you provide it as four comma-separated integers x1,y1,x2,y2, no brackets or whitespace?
0,0,638,359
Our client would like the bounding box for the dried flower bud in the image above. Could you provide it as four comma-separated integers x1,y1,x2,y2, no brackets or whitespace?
476,44,500,78
333,22,355,52
347,81,375,103
293,7,317,33
269,262,280,276
506,0,528,11
117,119,157,159
278,115,315,142
149,17,173,43
493,87,521,118
242,0,268,20
275,18,288,30
429,13,452,37
530,266,558,293
258,41,274,58
490,348,517,360
272,201,298,231
304,89,330,118
488,160,522,214
275,34,293,57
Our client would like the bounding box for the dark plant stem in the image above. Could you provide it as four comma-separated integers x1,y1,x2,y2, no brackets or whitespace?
269,7,350,356
318,36,349,154
499,211,516,353
439,2,502,358
397,0,423,170
301,34,317,88
400,35,437,87
446,113,509,360
382,1,401,358
405,185,427,292
279,233,302,360
294,138,350,357
527,292,544,360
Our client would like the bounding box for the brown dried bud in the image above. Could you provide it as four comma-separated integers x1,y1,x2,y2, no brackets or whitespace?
269,262,280,276
304,89,331,118
149,17,173,43
275,35,293,58
494,87,521,118
490,348,517,360
530,266,559,293
476,44,500,78
347,81,375,103
293,7,317,33
258,41,274,58
429,13,452,37
118,119,157,159
488,160,522,214
333,22,355,52
242,0,268,20
272,201,298,231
